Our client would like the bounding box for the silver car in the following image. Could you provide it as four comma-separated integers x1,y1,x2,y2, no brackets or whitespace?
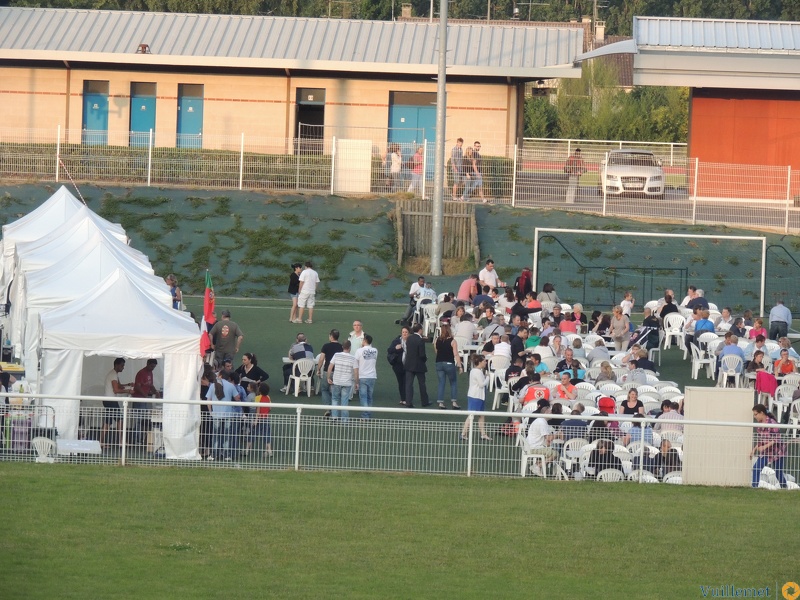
600,150,665,199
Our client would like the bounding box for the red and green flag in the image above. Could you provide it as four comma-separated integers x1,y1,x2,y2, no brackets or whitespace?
200,270,216,356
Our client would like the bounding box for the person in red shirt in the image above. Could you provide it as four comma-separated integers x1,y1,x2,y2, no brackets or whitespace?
556,371,577,400
253,382,272,457
130,359,161,448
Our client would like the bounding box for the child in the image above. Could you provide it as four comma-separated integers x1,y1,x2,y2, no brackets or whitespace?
253,382,272,458
461,354,492,442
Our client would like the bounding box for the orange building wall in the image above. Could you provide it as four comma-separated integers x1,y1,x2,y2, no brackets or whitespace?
689,89,800,168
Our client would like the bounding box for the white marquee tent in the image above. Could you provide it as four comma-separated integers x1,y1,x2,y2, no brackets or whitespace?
39,269,202,459
0,186,123,297
8,206,138,355
17,237,173,388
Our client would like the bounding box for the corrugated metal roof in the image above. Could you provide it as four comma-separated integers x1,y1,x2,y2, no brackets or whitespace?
635,16,800,54
0,7,583,78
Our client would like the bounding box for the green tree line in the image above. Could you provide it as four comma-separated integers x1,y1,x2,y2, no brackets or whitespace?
525,62,689,142
4,0,800,32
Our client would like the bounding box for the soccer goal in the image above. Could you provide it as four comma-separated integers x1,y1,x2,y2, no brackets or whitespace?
532,228,767,315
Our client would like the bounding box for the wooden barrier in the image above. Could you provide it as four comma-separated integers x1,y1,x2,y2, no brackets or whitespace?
395,200,480,269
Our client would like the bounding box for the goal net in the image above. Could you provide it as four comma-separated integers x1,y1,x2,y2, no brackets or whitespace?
532,228,767,316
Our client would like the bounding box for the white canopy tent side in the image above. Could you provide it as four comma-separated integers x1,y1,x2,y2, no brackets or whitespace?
39,269,202,460
8,208,137,356
18,237,172,389
0,185,127,294
0,186,85,296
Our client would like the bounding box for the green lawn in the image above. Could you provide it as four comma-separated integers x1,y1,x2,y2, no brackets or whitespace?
1,462,797,599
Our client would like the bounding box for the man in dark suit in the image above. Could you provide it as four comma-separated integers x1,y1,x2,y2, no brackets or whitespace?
387,329,407,406
403,324,430,407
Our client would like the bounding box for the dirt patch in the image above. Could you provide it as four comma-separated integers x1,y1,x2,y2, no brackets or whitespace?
402,256,474,277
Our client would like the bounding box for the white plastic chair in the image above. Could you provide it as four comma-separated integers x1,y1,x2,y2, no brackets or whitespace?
598,383,622,394
628,470,659,483
663,314,686,350
788,399,800,439
506,375,523,412
690,343,714,380
517,429,547,477
643,401,661,414
540,301,556,313
781,373,800,388
486,355,511,392
596,468,625,482
422,303,439,339
649,331,664,366
289,358,316,397
560,437,590,472
643,300,659,311
662,471,683,484
31,436,56,463
717,354,744,388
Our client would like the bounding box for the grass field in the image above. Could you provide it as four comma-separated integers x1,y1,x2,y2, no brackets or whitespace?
2,462,798,599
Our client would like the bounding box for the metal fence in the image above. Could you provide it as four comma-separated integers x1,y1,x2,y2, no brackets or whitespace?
2,394,798,488
3,128,800,233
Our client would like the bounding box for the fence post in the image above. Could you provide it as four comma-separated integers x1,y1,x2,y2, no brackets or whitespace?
55,125,61,182
146,129,153,187
422,139,427,200
239,132,245,191
329,136,336,195
466,414,474,476
601,151,608,217
511,144,518,207
785,166,792,234
121,400,129,466
670,143,674,167
638,430,645,484
691,157,699,225
294,407,302,471
295,138,301,191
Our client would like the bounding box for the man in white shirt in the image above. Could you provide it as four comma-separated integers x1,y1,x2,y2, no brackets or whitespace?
348,320,365,356
398,276,426,325
525,399,560,476
492,334,512,360
479,259,505,289
328,340,357,422
354,334,378,419
296,261,321,324
101,358,132,449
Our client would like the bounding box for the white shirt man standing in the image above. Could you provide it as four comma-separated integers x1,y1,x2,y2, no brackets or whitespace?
296,261,320,324
479,259,504,290
354,334,378,419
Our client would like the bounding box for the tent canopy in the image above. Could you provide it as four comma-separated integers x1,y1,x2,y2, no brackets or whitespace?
39,269,201,459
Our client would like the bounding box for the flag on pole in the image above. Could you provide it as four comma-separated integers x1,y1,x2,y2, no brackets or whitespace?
200,270,216,356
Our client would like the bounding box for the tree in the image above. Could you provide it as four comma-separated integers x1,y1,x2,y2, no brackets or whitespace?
524,95,559,138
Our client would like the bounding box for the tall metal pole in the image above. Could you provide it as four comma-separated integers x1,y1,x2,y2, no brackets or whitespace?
430,0,447,276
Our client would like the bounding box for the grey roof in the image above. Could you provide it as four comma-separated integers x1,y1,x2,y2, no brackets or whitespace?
0,7,582,79
634,16,800,54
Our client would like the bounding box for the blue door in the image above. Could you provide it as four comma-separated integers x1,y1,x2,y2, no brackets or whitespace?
130,83,156,147
82,82,109,146
177,84,203,149
388,92,437,178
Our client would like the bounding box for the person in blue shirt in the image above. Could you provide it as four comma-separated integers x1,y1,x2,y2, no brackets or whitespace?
768,300,792,340
205,370,241,462
691,309,716,348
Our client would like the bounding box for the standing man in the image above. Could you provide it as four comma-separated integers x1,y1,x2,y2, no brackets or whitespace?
328,340,357,422
387,328,408,405
317,329,343,414
348,320,365,356
101,357,132,449
296,261,320,324
769,300,792,340
451,137,464,201
355,334,378,419
403,324,430,408
209,310,244,366
469,141,486,203
131,359,161,447
479,259,505,289
564,147,586,204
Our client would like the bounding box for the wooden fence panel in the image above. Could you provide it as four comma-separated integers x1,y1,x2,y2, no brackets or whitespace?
396,200,480,268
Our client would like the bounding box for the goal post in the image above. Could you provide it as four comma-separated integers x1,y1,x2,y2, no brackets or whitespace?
532,228,767,316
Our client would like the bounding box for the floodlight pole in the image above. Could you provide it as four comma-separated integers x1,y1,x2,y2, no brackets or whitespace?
430,0,447,276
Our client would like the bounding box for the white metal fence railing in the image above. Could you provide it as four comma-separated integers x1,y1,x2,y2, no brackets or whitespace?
2,394,798,488
2,127,800,232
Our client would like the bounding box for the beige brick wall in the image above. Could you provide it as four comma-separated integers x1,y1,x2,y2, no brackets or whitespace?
0,66,518,151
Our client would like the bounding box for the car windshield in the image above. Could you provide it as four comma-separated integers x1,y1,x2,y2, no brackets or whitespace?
609,153,658,167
